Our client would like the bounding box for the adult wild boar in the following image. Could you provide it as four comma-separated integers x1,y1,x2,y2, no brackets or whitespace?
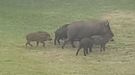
54,24,69,45
26,31,52,47
62,20,114,49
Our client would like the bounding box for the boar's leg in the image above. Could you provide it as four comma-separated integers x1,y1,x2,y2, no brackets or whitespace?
83,48,87,56
100,44,106,52
62,39,75,49
89,44,93,53
76,46,81,56
26,41,33,47
102,44,106,51
54,36,57,45
54,34,61,45
100,44,105,52
85,48,88,54
54,37,61,45
62,39,68,49
36,41,39,47
100,44,103,52
71,40,76,48
41,41,45,47
57,37,61,45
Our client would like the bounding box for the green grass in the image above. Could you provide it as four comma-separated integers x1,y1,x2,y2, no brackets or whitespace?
0,0,135,75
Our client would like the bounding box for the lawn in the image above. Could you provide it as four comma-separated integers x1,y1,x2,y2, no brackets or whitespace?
0,0,135,75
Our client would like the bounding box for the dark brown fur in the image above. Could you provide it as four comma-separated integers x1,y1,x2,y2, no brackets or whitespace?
91,33,113,52
62,20,114,49
76,33,113,56
54,24,69,45
26,31,52,47
76,37,93,56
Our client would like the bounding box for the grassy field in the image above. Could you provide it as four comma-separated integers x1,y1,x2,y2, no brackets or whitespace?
0,0,135,75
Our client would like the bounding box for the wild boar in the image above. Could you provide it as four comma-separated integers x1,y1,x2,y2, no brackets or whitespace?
26,31,52,47
62,20,114,49
54,24,69,45
91,33,113,52
76,37,93,56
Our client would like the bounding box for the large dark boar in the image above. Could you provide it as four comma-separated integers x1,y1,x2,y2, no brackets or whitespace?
26,31,52,47
54,24,69,45
62,20,114,49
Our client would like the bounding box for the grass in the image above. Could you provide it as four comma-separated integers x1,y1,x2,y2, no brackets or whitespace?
0,0,135,75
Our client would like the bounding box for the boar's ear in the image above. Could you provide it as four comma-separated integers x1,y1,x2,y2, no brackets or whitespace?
105,20,111,29
65,24,69,26
105,20,109,25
